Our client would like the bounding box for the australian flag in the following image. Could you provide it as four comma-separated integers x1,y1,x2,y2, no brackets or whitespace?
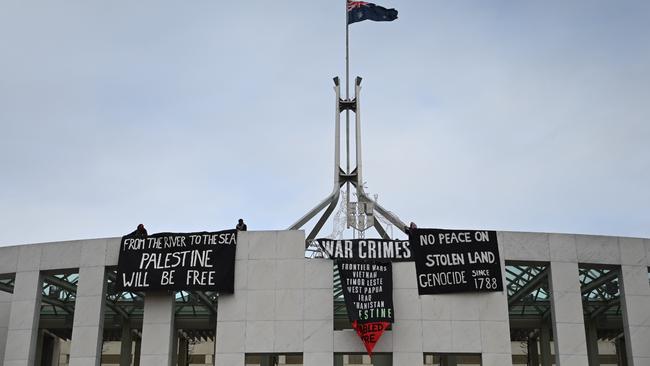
347,1,398,25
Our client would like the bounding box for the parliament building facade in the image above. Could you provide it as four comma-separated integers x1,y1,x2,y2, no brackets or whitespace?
0,230,649,366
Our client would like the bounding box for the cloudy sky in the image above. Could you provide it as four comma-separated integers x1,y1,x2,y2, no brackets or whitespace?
1,1,649,246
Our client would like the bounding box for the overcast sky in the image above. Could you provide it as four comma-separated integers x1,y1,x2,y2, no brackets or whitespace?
1,0,649,246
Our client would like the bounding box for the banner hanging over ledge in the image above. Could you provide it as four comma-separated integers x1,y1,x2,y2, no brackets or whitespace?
338,260,394,323
312,238,412,261
337,260,394,355
116,229,237,292
410,228,503,295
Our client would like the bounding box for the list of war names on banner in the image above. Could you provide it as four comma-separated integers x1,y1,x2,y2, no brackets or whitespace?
411,228,503,295
338,261,394,323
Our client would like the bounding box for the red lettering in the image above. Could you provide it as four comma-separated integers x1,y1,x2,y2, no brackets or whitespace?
352,321,390,356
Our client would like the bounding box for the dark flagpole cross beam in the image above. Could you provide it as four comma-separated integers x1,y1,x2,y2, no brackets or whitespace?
288,0,405,244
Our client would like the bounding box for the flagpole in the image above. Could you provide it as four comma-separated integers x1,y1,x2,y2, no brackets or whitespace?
345,1,350,101
345,0,351,228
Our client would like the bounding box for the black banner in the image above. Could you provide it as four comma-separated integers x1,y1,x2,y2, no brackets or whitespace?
411,228,503,295
337,260,394,323
313,238,412,261
116,229,237,292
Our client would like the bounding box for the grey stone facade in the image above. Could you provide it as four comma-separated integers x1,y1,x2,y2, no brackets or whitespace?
0,230,649,366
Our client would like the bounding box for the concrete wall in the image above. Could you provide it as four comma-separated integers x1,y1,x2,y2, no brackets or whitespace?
0,291,11,363
0,231,649,366
215,231,318,366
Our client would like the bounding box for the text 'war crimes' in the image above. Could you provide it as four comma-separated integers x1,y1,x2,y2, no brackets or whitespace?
320,239,411,259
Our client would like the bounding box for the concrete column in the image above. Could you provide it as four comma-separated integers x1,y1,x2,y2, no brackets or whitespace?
41,332,56,366
539,325,552,366
177,336,188,366
302,258,332,366
69,266,107,366
52,335,62,366
214,287,247,366
528,336,539,366
139,292,176,366
615,338,627,366
0,290,12,363
479,241,515,366
305,352,334,366
391,262,423,366
119,321,133,366
585,319,599,366
34,330,44,366
133,337,142,366
215,230,248,366
549,261,589,365
2,270,42,366
170,329,178,366
619,264,650,366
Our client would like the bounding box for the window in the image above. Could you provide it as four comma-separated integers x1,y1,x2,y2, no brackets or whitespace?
505,262,554,366
424,353,481,366
245,353,303,366
334,353,392,365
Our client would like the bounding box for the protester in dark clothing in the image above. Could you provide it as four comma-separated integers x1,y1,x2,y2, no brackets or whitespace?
404,221,417,235
236,219,247,231
134,224,148,238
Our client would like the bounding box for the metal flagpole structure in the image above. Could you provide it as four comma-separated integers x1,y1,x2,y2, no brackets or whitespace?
345,0,350,98
345,0,351,227
288,0,407,244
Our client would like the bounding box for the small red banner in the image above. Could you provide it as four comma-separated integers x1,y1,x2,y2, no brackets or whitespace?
352,321,390,356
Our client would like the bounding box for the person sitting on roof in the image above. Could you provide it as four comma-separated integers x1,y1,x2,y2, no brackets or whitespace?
133,224,148,238
404,221,417,235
